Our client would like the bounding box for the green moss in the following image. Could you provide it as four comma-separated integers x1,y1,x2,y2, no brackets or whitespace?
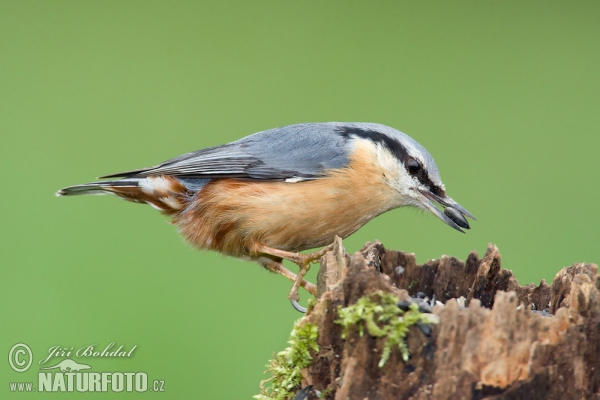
255,320,319,400
255,292,437,399
336,291,437,367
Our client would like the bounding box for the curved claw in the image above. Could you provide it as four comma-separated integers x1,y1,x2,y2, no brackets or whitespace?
291,299,307,313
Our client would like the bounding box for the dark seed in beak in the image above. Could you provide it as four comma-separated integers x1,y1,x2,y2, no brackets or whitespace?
444,206,470,229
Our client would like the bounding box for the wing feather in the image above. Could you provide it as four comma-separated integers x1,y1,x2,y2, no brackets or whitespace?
100,123,354,181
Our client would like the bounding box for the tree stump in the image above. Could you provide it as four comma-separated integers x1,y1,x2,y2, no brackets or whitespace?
297,239,599,400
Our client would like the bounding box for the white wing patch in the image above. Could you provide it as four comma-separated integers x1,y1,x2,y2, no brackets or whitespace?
284,177,308,183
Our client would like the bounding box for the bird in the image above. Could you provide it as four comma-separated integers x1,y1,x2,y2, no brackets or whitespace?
57,122,475,312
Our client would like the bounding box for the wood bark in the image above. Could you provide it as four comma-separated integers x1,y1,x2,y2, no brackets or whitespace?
298,239,600,400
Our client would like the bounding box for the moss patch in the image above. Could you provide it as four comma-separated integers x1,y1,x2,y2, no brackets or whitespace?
255,320,319,400
336,291,437,367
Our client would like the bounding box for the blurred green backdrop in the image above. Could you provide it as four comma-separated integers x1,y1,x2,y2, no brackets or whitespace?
1,1,599,398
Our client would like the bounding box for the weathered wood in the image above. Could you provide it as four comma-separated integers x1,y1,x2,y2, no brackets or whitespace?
299,242,599,400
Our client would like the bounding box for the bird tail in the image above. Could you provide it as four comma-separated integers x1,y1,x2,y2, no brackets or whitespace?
56,179,140,197
56,176,194,215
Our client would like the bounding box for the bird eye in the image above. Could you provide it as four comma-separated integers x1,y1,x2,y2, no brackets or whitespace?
407,159,421,175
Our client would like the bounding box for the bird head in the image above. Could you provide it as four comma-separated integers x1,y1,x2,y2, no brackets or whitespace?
340,124,476,232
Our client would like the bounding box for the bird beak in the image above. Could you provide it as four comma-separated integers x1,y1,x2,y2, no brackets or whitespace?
418,189,476,233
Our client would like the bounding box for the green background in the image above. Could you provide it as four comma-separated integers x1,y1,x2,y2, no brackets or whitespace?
2,1,599,398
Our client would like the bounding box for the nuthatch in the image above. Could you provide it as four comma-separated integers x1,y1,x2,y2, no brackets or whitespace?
57,122,475,312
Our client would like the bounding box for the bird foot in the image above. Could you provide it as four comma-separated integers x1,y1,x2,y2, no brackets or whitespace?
259,243,335,313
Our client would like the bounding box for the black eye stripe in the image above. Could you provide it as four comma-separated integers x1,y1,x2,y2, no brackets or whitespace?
337,126,445,197
337,127,410,164
407,158,445,197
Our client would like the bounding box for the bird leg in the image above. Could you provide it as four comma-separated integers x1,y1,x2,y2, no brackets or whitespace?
260,259,317,296
258,244,334,312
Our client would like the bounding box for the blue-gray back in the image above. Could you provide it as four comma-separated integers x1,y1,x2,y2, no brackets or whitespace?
100,122,439,184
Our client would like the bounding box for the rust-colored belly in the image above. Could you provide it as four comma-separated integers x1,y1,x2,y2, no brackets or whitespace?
176,162,398,258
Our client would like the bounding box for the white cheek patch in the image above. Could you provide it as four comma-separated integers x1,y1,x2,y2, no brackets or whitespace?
374,144,419,198
377,147,444,197
374,144,403,182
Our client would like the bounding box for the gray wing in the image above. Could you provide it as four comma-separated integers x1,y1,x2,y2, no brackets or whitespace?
100,123,355,181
